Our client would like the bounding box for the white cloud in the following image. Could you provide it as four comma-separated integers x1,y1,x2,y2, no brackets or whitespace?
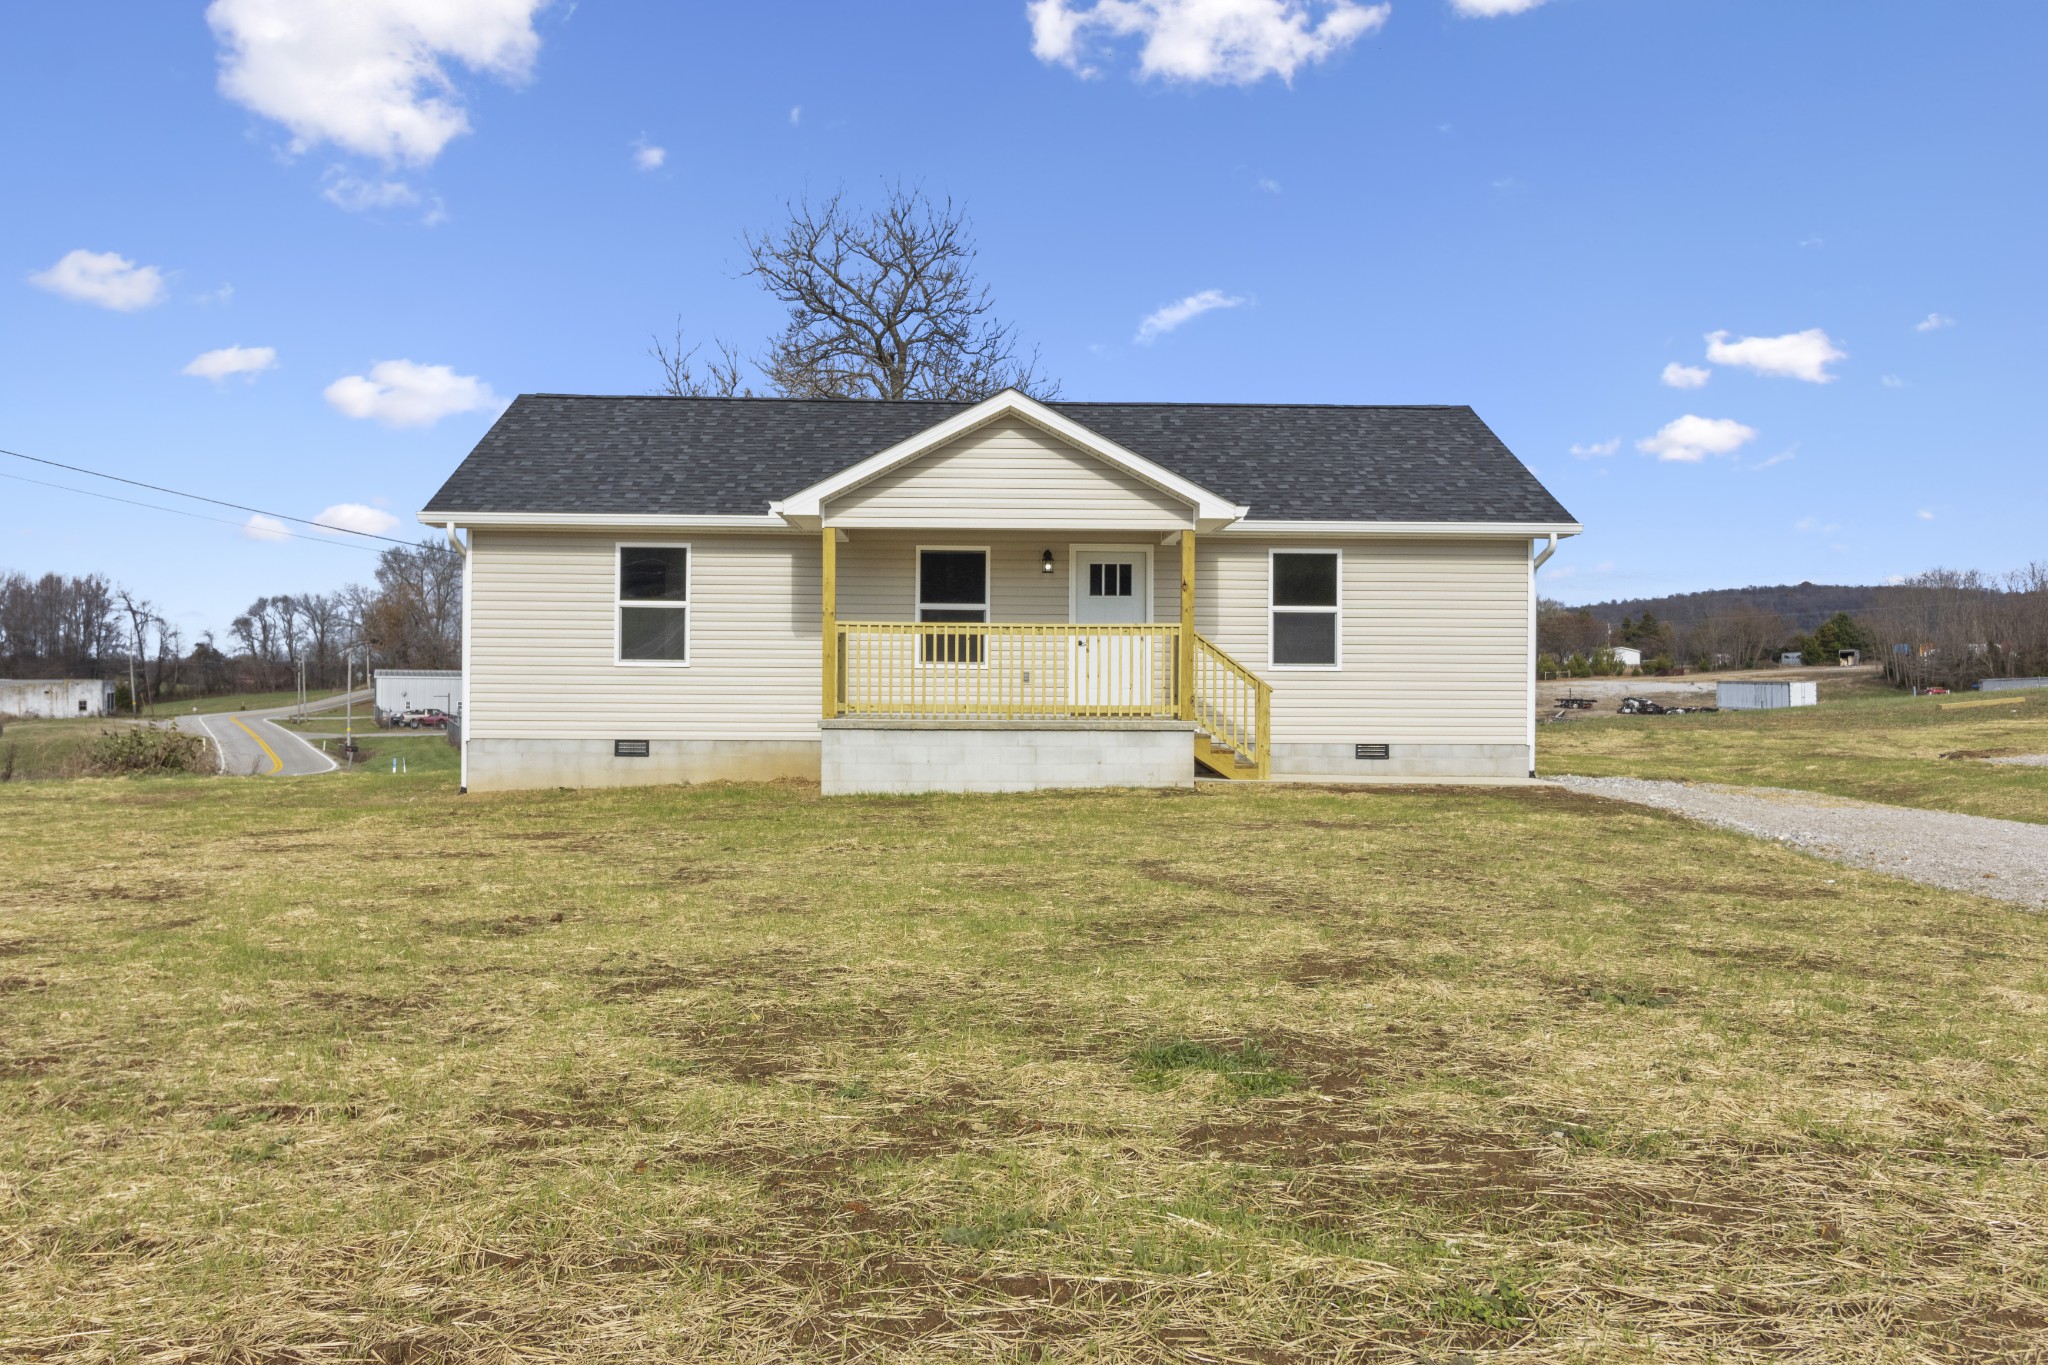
314,502,401,536
1916,509,1935,521
1794,516,1840,535
789,105,803,125
1256,176,1282,193
1636,415,1758,463
27,249,167,311
1450,0,1547,14
1915,312,1954,333
1569,438,1620,459
182,345,278,382
1134,289,1245,343
1749,448,1797,470
1799,235,1825,248
632,138,665,170
324,359,503,428
321,169,420,212
1660,362,1710,390
242,513,291,542
1704,327,1846,383
1028,0,1389,84
206,0,547,166
1881,374,1906,389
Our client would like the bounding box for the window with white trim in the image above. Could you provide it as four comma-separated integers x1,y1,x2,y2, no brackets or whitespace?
918,548,987,663
1270,550,1340,668
617,545,689,664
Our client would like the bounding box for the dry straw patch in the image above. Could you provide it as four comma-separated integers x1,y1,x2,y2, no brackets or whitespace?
1,773,2046,1362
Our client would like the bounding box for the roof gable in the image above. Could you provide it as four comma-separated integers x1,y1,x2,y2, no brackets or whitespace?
775,390,1244,527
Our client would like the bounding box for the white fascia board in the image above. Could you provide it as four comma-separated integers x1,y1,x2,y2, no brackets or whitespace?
778,389,1249,525
415,511,796,533
1223,520,1584,538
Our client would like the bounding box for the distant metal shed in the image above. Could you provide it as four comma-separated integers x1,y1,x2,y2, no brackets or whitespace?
373,670,461,720
1718,680,1818,710
1977,677,2048,692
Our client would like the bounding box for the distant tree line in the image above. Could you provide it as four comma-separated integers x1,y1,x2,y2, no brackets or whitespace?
1542,562,2048,687
0,541,461,709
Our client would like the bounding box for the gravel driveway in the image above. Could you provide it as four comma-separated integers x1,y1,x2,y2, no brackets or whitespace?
1556,776,2048,910
1990,754,2048,767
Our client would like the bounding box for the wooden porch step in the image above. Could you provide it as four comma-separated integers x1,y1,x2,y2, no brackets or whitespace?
1194,733,1258,779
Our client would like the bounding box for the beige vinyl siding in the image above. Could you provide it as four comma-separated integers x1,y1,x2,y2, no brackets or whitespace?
467,529,820,740
1199,535,1530,746
836,531,1174,624
825,416,1192,530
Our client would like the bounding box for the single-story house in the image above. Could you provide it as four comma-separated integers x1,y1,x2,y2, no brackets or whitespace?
418,390,1580,795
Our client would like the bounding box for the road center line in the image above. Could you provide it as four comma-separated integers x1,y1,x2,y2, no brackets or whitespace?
231,715,283,775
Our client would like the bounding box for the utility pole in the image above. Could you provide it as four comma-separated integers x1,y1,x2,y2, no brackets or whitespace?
344,654,355,768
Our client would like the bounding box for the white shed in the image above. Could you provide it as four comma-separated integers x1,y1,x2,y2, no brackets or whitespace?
1609,646,1642,668
1778,652,1805,667
1718,680,1818,711
0,678,117,718
373,670,461,721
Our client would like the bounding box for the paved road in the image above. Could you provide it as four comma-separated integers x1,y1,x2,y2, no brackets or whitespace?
185,691,368,777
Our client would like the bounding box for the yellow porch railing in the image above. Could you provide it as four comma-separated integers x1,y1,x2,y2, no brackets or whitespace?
1192,632,1273,779
827,620,1272,778
834,621,1182,719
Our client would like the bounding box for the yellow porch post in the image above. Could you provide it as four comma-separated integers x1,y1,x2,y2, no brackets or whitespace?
1179,528,1196,720
821,526,838,719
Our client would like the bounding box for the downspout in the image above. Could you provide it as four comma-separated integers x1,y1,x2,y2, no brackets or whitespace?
446,522,471,794
1527,534,1557,777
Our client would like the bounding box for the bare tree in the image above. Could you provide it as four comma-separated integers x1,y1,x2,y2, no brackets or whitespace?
745,186,1056,400
652,185,1058,403
649,322,753,398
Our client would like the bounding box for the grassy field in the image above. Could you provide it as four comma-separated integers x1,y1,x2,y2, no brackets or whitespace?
1543,676,2048,823
3,769,2045,1362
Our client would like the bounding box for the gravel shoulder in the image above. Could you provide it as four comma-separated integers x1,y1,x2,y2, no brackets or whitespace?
1989,754,2048,767
1556,775,2048,910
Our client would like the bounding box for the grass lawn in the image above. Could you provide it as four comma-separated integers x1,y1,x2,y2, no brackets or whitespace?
1542,677,2048,823
4,770,2046,1361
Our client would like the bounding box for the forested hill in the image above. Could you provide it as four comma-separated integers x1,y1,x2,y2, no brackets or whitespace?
1567,583,1884,632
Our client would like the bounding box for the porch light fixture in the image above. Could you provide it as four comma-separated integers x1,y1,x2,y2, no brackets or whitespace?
1041,550,1054,573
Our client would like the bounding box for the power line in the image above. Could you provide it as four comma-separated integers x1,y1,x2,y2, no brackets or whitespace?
0,443,417,545
0,468,379,553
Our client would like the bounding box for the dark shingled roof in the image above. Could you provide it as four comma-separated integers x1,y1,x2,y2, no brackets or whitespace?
422,395,1576,525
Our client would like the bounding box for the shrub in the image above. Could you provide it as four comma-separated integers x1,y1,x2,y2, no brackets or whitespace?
82,725,207,776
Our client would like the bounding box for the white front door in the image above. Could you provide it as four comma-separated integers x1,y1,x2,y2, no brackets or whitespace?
1070,549,1152,707
1071,550,1149,625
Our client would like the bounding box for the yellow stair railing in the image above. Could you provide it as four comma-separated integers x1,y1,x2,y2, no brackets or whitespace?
1191,633,1271,779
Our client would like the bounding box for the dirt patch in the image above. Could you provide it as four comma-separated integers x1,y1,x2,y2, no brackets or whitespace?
85,881,193,904
0,937,38,958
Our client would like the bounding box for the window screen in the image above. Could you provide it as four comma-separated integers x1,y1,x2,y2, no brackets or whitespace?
1271,551,1339,667
918,549,987,662
618,545,688,662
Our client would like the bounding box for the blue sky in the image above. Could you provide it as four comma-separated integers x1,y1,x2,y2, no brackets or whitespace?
3,1,2041,640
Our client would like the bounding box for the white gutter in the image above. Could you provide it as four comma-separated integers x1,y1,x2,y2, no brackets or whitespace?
1532,531,1560,568
445,522,471,794
415,511,791,532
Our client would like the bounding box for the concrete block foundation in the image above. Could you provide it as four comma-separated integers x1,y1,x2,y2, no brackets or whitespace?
821,719,1195,795
464,737,819,792
1270,742,1532,781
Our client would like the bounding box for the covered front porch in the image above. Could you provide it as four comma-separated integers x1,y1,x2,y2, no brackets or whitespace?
815,527,1270,794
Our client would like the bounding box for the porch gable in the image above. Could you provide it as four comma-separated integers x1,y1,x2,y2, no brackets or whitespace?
822,415,1192,530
